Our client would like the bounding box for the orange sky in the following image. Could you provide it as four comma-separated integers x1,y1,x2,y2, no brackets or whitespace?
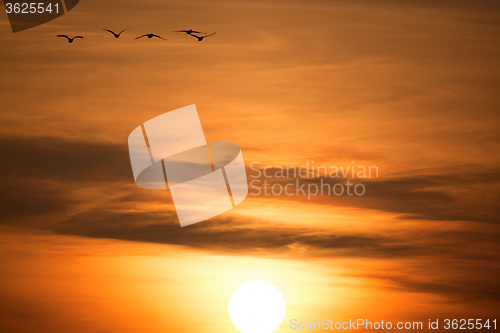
1,1,499,332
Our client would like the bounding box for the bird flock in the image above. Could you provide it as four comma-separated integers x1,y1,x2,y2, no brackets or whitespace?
57,29,217,43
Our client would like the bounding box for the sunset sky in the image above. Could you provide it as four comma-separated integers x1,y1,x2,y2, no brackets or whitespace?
1,1,499,332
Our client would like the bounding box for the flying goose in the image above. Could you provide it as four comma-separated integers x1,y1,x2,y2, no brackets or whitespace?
103,28,128,38
135,33,167,40
174,29,206,35
190,32,217,41
57,35,83,43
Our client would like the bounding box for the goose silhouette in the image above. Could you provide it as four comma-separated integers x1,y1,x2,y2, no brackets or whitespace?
103,28,128,38
190,32,216,41
135,33,167,40
57,35,83,43
174,29,206,35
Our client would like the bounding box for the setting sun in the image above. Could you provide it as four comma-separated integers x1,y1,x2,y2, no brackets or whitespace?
228,281,286,333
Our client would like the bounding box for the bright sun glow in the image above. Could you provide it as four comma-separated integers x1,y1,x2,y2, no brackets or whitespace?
228,281,286,333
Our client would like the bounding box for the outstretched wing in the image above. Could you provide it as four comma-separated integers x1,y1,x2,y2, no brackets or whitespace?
190,33,201,39
57,35,70,40
152,34,167,40
74,36,84,39
103,29,116,35
118,28,128,35
191,30,205,34
135,34,148,39
203,32,217,38
173,30,189,33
